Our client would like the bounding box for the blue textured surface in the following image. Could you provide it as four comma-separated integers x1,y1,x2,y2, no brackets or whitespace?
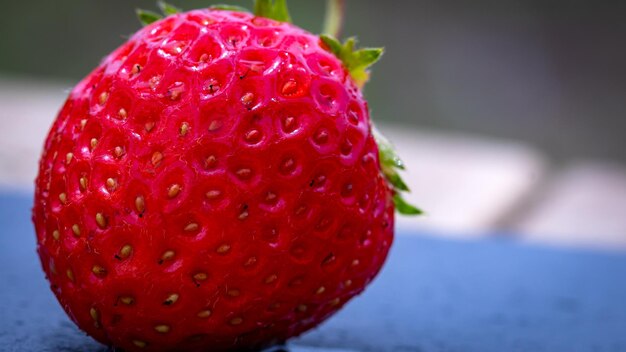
1,191,626,352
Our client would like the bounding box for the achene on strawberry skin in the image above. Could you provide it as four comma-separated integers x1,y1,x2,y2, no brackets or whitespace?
32,1,417,351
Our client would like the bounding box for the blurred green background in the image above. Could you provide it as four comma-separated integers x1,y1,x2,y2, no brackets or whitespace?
1,0,625,162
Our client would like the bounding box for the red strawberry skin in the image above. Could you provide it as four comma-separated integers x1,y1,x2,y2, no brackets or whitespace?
32,9,394,352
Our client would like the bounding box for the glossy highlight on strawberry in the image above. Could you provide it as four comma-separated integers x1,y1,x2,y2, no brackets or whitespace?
32,2,409,351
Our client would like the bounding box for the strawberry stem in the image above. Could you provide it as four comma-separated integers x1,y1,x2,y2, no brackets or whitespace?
323,0,345,38
253,0,291,22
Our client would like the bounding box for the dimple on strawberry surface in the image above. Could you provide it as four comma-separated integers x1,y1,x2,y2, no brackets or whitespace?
33,7,396,352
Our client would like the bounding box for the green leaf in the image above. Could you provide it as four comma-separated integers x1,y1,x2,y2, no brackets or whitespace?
372,125,422,216
320,35,383,88
254,0,292,22
353,48,384,68
373,126,405,170
136,9,163,26
157,1,181,16
350,48,384,84
210,4,250,12
320,34,342,57
384,168,410,192
393,194,423,215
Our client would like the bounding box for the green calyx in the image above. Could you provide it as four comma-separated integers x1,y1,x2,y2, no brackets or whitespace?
320,35,383,88
373,127,422,216
136,1,181,25
136,9,164,26
137,1,292,26
158,0,181,15
393,194,422,216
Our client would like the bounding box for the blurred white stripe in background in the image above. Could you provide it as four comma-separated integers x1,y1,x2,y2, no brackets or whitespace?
514,161,626,251
383,126,546,236
0,78,68,189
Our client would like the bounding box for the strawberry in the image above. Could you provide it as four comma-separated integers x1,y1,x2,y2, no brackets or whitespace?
32,1,418,351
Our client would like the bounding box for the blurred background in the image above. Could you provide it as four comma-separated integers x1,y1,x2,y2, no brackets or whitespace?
1,0,625,249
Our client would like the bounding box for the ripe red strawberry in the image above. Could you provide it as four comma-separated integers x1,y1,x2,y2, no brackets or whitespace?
32,1,418,351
